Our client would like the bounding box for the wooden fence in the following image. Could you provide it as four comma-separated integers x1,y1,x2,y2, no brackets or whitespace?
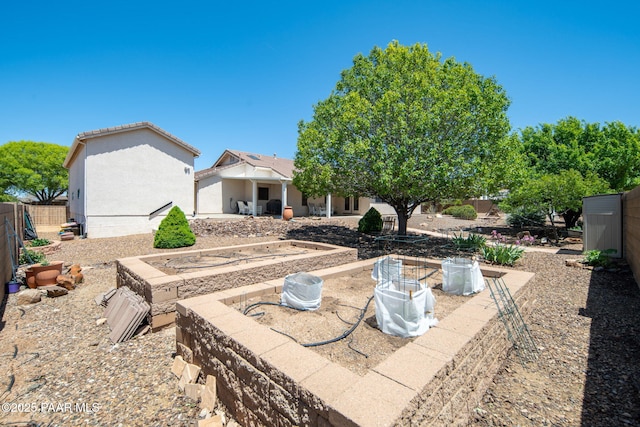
1,203,26,300
26,205,69,228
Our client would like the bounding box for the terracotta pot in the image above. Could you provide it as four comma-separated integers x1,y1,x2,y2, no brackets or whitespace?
25,268,36,288
31,261,64,287
283,206,293,221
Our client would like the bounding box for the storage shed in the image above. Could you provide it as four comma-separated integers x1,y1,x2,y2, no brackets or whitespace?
583,193,623,258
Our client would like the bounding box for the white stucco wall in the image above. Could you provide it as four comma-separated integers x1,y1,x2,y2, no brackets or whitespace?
197,175,224,214
83,128,196,238
67,144,86,224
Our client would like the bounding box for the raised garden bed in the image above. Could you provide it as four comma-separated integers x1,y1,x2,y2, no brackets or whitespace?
116,240,357,330
176,257,535,426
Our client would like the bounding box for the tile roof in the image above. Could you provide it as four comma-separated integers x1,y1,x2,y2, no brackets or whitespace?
195,149,295,181
75,121,201,156
228,150,294,178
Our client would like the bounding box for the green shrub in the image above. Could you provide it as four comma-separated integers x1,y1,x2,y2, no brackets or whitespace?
506,207,545,228
28,238,52,247
153,206,196,249
358,207,383,233
451,233,486,252
19,248,47,265
443,204,477,220
582,249,616,267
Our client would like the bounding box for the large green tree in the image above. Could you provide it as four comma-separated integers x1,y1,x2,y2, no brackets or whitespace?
0,141,69,204
294,41,516,235
520,117,640,191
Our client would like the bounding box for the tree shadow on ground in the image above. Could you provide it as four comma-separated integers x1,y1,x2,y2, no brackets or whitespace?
285,225,462,260
580,266,640,425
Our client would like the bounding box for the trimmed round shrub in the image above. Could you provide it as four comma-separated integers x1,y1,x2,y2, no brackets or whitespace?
358,207,383,233
442,204,477,220
506,207,546,228
153,206,196,249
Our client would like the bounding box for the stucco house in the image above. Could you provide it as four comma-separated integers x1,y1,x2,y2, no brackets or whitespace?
195,149,414,218
195,150,304,216
63,122,201,238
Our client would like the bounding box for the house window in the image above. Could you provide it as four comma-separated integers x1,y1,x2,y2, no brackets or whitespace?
353,197,359,211
302,193,308,206
258,187,269,201
344,198,350,211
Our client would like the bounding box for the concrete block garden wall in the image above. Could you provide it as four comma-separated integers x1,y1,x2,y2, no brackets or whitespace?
116,240,357,330
175,259,536,426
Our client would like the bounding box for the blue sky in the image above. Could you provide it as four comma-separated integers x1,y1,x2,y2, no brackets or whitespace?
1,1,638,171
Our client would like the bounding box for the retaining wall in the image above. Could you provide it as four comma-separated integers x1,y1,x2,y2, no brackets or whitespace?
176,257,535,426
116,240,357,330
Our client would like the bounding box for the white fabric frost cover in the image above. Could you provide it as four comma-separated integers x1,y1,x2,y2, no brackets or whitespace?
374,279,438,338
441,257,485,295
371,256,403,283
280,272,323,310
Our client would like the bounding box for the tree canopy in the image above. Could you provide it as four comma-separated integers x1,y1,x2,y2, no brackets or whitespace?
294,41,516,234
0,141,69,204
520,117,640,191
501,169,610,230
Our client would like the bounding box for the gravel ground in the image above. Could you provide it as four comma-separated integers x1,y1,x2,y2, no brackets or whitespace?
1,214,639,426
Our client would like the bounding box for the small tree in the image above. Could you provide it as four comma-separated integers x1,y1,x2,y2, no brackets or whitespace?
153,206,196,249
501,169,610,232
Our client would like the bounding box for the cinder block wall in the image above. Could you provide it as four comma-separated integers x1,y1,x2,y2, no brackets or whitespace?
176,266,535,426
623,187,640,288
116,241,358,330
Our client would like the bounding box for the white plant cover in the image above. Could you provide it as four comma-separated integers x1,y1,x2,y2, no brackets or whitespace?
441,257,485,296
371,256,403,282
374,279,438,338
280,272,323,310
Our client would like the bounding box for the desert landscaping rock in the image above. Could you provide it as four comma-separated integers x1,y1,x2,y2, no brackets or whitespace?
0,215,638,426
15,288,42,305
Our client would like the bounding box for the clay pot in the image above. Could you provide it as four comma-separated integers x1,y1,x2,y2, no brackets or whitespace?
25,268,36,289
31,261,64,287
283,206,293,221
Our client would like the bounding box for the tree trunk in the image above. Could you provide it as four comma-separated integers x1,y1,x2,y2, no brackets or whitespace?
562,209,581,229
397,210,409,236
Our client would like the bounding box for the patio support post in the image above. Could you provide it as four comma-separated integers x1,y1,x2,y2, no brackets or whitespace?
326,194,332,218
281,182,288,217
251,180,258,216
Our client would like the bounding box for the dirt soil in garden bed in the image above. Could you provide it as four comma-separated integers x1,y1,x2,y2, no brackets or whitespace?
1,214,638,426
147,245,318,275
230,267,468,376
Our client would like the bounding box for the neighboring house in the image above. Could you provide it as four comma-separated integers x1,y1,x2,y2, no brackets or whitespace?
63,122,200,238
196,149,417,218
196,150,306,216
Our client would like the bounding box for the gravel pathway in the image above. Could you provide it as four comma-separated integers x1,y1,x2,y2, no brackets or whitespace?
1,215,638,426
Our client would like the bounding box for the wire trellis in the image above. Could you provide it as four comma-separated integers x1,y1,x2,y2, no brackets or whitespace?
487,276,539,367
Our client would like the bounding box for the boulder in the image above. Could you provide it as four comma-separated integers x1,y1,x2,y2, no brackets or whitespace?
16,289,42,305
72,272,84,284
68,264,82,275
56,274,76,290
41,285,68,298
